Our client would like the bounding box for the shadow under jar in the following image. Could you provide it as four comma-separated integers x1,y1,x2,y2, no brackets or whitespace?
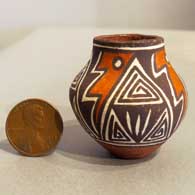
69,34,187,159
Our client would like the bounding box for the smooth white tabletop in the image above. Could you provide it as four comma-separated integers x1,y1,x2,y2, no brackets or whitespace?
0,27,194,195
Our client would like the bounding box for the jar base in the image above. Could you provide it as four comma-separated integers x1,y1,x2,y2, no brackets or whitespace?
99,142,162,159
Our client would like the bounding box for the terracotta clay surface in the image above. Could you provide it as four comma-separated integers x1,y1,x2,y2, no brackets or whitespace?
69,34,187,159
99,142,161,159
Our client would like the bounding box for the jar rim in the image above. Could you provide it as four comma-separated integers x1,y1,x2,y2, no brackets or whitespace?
93,34,164,47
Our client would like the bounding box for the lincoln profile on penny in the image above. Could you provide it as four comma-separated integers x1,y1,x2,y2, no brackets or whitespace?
22,103,49,152
23,103,46,129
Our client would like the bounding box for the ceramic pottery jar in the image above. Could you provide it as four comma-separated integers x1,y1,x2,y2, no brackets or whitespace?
69,34,187,159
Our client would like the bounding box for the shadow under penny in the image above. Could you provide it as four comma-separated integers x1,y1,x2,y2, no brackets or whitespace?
57,120,160,166
0,139,18,155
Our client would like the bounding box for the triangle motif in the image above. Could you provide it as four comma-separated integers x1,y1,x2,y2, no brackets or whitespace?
151,124,166,138
148,122,167,141
141,109,170,143
114,58,164,105
112,122,131,141
105,109,135,143
132,86,149,96
128,80,158,100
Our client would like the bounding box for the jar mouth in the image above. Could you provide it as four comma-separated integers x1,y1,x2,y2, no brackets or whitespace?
93,34,164,47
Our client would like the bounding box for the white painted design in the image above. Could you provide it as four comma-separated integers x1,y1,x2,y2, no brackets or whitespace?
152,124,166,138
73,96,79,117
173,102,184,132
94,43,165,51
73,96,92,136
114,58,122,68
96,108,170,147
141,108,169,143
101,57,173,135
135,115,141,136
100,57,173,145
113,66,163,104
126,112,133,134
106,109,135,143
75,54,99,138
151,54,184,135
124,110,152,137
151,54,184,107
141,109,152,135
73,50,184,147
81,52,104,136
70,64,88,90
132,87,148,96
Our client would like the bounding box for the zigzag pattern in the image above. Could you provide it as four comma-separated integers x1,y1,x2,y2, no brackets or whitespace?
82,52,104,136
151,54,184,107
151,54,184,132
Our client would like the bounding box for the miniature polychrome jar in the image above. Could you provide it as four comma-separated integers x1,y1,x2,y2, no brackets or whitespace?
69,34,187,159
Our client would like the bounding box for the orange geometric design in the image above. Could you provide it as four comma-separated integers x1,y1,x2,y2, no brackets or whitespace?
89,52,133,121
155,50,185,98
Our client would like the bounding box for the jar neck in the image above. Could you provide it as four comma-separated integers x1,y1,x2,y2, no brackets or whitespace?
93,34,164,48
92,34,166,67
91,40,166,73
92,42,165,52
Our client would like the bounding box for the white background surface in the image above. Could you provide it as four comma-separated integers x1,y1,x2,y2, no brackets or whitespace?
0,0,194,29
0,27,194,195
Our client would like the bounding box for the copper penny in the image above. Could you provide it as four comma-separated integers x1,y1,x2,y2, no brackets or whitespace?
6,99,63,156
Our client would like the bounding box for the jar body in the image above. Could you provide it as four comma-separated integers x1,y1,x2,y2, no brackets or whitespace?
69,34,187,159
